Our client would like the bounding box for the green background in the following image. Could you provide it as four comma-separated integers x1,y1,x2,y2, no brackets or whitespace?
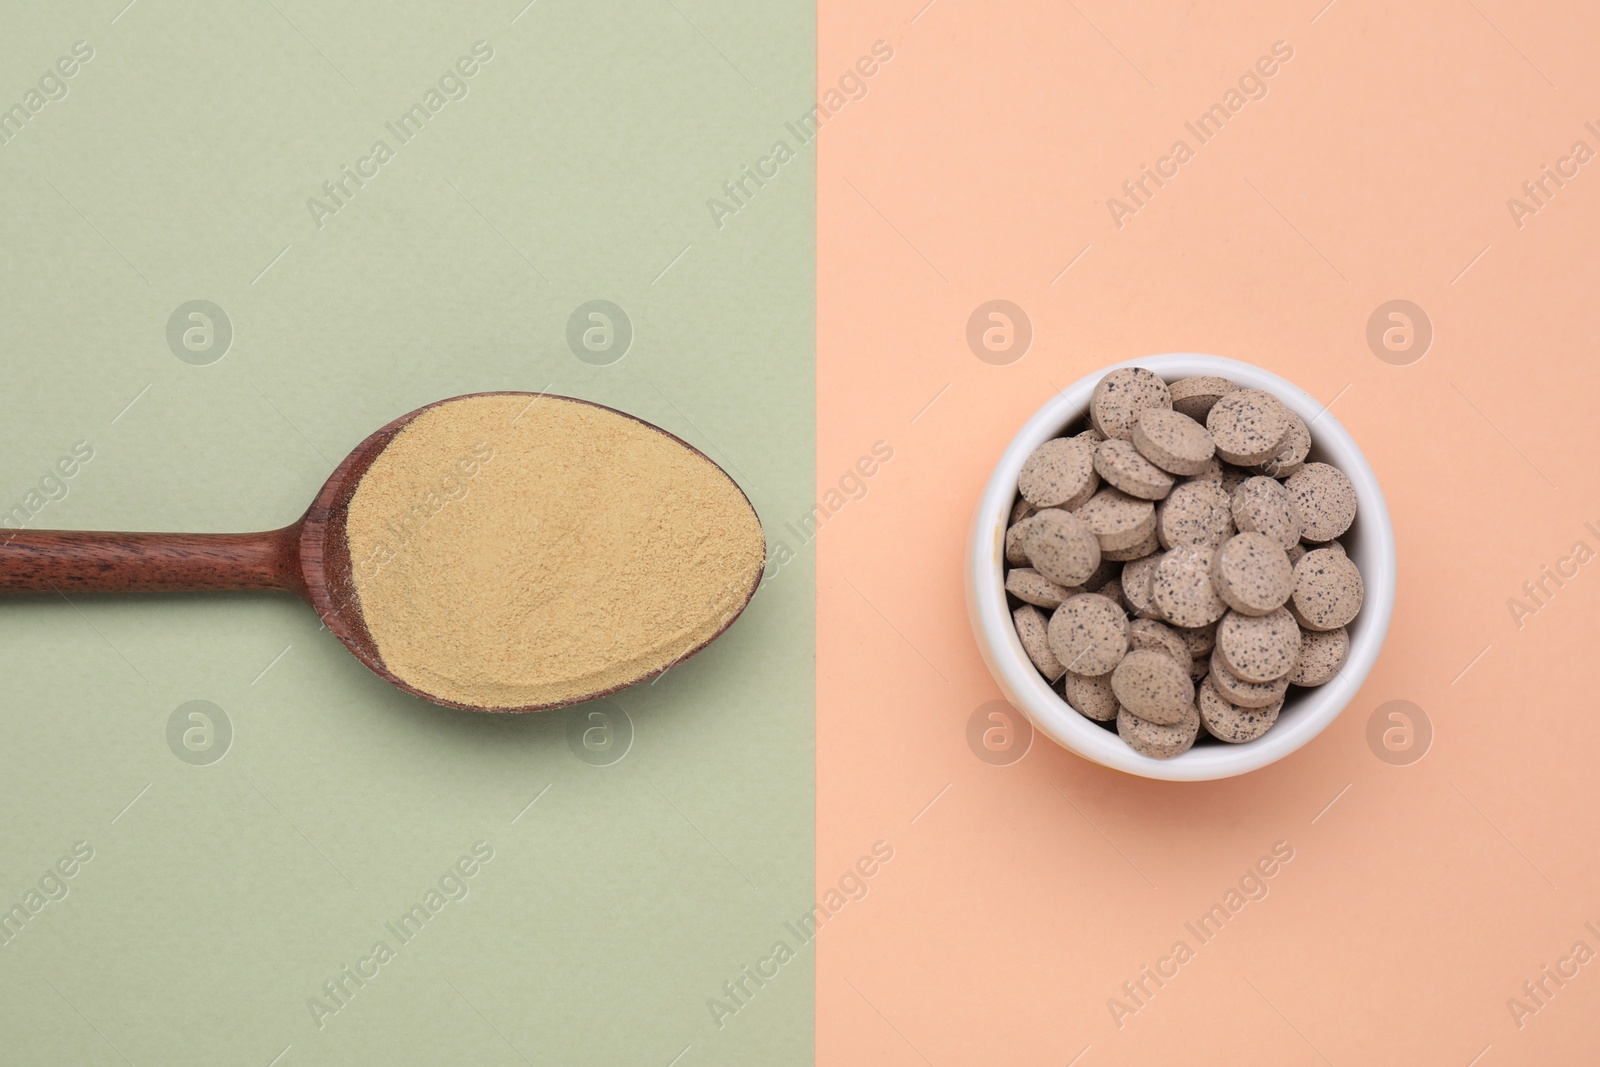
0,2,814,1063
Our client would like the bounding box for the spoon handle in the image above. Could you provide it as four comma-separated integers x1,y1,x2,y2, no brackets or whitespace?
0,527,305,596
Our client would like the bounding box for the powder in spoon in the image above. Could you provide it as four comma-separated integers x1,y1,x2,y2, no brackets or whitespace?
345,394,765,710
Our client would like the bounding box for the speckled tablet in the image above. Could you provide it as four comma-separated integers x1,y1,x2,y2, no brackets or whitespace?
1289,547,1364,631
1076,487,1158,553
1258,411,1310,479
1157,480,1235,549
1112,649,1195,725
1121,553,1166,620
1064,670,1119,721
1176,619,1216,654
1208,647,1290,708
1132,408,1216,477
1187,454,1224,485
1013,604,1064,681
1005,567,1078,609
1198,676,1282,743
1219,462,1252,495
1117,702,1200,759
1094,438,1175,500
1024,508,1103,587
1017,436,1099,510
1175,621,1217,680
1290,626,1349,686
1104,524,1161,562
1081,557,1120,592
1217,607,1300,683
1286,462,1358,543
1232,476,1303,552
1212,532,1294,616
1150,544,1227,627
1090,368,1172,440
1129,618,1192,676
1005,517,1036,566
1168,375,1237,422
1096,575,1127,613
1047,593,1130,676
1207,389,1290,465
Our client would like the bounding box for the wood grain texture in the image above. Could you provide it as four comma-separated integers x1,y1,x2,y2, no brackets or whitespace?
0,528,305,596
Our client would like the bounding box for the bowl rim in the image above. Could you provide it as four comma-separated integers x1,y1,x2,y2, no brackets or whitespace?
964,354,1396,781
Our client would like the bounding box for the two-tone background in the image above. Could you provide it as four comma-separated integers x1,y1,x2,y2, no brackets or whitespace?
5,1,1600,1064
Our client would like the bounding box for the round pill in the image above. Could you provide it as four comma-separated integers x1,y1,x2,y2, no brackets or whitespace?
1090,368,1172,441
1197,676,1282,743
1207,389,1290,465
1013,604,1064,681
1258,412,1310,479
1231,476,1303,552
1208,647,1290,708
1175,620,1216,656
1009,496,1036,525
1175,622,1217,680
1121,553,1166,619
1290,626,1349,686
1212,532,1294,616
1047,593,1129,677
1187,454,1224,485
1150,544,1227,627
1094,438,1175,500
1219,462,1251,495
1285,462,1357,543
1005,517,1035,566
1129,618,1192,677
1064,670,1118,721
1132,408,1216,476
1005,567,1078,609
1157,481,1235,549
1076,488,1158,553
1289,547,1364,631
1217,607,1300,683
1168,375,1237,423
1024,509,1102,587
1081,557,1119,592
1104,524,1161,561
1018,437,1099,510
1117,702,1200,759
1096,575,1126,613
1112,649,1195,725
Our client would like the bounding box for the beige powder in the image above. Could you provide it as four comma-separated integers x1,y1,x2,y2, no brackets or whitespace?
345,394,765,710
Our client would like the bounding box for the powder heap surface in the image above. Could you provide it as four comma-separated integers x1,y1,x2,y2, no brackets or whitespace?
345,394,765,710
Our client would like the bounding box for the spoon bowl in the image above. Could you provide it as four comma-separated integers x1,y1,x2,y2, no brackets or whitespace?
0,392,765,712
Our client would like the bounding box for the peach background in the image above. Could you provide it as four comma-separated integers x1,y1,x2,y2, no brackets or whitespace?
817,2,1600,1064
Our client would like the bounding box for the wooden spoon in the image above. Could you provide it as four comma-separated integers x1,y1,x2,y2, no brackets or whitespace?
0,392,764,712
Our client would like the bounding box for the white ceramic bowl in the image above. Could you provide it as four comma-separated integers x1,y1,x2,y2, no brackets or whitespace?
965,354,1395,781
